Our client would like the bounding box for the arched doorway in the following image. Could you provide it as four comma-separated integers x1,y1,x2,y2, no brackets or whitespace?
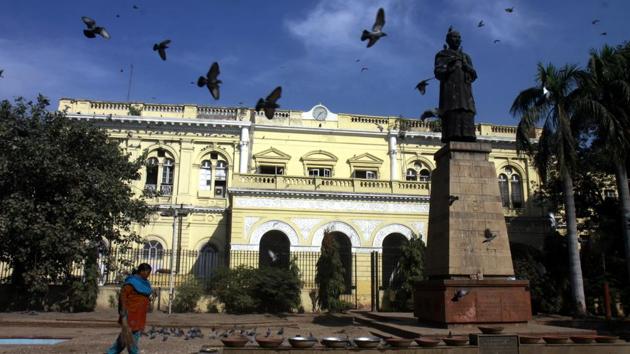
324,231,353,294
194,243,220,282
382,233,409,288
259,230,290,268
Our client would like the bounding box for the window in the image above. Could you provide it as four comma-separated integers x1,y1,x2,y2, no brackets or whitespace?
199,160,212,191
308,168,331,177
405,160,431,182
142,240,164,259
258,165,284,175
144,153,175,196
498,166,523,209
198,154,229,198
354,169,377,179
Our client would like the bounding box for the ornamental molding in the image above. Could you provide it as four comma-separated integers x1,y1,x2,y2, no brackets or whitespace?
411,222,426,239
249,220,300,246
243,216,261,237
233,196,429,213
352,219,382,241
311,221,361,248
373,224,414,248
290,218,322,240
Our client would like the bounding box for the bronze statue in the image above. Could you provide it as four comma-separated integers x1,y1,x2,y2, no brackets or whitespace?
434,28,477,143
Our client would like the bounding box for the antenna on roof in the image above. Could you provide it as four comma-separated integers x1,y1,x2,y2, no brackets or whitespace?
126,64,134,102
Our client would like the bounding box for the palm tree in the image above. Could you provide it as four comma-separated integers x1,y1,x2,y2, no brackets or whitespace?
511,63,587,316
580,44,630,282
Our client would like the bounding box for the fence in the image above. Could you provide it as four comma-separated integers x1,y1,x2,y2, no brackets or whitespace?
0,249,355,299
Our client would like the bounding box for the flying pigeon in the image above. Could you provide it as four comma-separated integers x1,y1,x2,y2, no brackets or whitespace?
592,19,600,24
449,195,459,206
153,40,171,61
361,8,387,48
361,66,369,72
197,62,221,100
547,212,557,229
483,229,497,243
600,32,608,36
255,86,282,119
477,20,485,28
81,16,110,39
542,86,551,99
451,289,469,302
420,108,438,121
505,7,514,13
267,249,278,263
415,78,432,95
0,69,3,78
133,5,139,10
493,39,501,43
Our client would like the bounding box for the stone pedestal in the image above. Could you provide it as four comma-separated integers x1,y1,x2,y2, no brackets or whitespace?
415,142,531,324
414,279,532,324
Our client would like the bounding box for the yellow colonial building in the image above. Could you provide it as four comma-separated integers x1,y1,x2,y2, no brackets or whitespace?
58,98,545,309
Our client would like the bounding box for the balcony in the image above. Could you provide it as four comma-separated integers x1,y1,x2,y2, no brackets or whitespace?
160,184,173,196
231,174,430,196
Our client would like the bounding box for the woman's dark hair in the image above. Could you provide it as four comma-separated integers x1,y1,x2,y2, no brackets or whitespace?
134,263,152,274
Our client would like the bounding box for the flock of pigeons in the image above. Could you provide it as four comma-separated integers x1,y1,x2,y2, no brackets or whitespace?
144,326,288,343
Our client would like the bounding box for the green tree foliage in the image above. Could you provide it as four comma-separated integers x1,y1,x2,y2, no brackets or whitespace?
172,277,204,313
315,230,346,312
0,96,153,310
389,235,425,311
211,260,302,314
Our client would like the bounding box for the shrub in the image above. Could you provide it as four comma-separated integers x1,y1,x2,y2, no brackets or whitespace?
315,230,346,312
211,261,302,314
172,277,203,313
389,235,425,311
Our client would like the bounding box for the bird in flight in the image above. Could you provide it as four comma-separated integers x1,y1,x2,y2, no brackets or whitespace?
361,66,369,72
505,7,514,13
256,86,282,120
415,78,433,95
153,40,171,61
361,8,387,48
493,39,501,44
483,229,497,243
197,62,222,100
477,20,485,28
420,108,438,121
592,19,600,25
81,16,110,39
451,289,469,302
0,69,4,78
600,32,608,36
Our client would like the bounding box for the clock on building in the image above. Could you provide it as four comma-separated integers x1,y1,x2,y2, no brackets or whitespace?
312,106,328,121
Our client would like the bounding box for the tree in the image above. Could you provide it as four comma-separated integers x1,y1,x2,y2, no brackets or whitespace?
388,235,425,311
315,229,346,312
579,44,630,283
511,63,587,315
0,96,153,310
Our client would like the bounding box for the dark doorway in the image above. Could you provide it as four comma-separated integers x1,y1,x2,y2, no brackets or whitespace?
323,231,353,294
259,231,290,267
382,233,408,289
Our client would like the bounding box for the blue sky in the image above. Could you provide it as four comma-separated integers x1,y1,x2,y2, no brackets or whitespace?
1,0,628,125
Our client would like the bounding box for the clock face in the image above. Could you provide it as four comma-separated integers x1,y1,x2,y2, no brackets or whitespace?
313,106,328,121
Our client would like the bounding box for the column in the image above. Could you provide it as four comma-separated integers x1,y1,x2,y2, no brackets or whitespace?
239,126,250,173
388,133,398,181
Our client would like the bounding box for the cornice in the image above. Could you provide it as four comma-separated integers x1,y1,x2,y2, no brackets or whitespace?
228,188,430,203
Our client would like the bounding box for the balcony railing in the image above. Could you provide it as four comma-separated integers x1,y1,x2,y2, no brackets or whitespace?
231,174,429,196
160,184,173,196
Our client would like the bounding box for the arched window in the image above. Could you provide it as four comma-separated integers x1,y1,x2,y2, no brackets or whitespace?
142,240,164,259
498,166,524,209
143,151,175,196
194,243,220,280
199,160,212,191
259,231,290,268
198,153,228,198
405,160,431,182
145,157,159,193
382,233,408,289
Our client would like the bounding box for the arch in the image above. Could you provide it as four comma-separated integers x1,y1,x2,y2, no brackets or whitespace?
404,155,435,170
311,221,361,248
192,238,223,252
259,231,291,268
382,233,409,289
322,231,353,294
143,234,169,248
144,143,179,161
250,220,300,246
373,224,415,248
300,150,339,163
194,148,233,167
494,161,527,180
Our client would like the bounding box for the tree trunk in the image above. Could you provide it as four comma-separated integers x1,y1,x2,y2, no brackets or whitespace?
562,171,586,316
614,163,630,283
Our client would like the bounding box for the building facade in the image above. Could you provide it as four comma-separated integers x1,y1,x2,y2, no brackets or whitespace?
59,98,546,309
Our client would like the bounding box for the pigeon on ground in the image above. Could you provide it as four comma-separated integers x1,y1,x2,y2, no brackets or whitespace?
451,289,469,302
483,229,497,243
255,86,282,119
361,8,387,48
477,20,485,28
277,327,284,336
153,40,171,61
505,7,514,13
197,62,221,100
265,328,271,337
448,195,459,206
81,16,110,39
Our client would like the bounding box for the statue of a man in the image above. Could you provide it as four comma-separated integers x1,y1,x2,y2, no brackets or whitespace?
434,28,477,143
